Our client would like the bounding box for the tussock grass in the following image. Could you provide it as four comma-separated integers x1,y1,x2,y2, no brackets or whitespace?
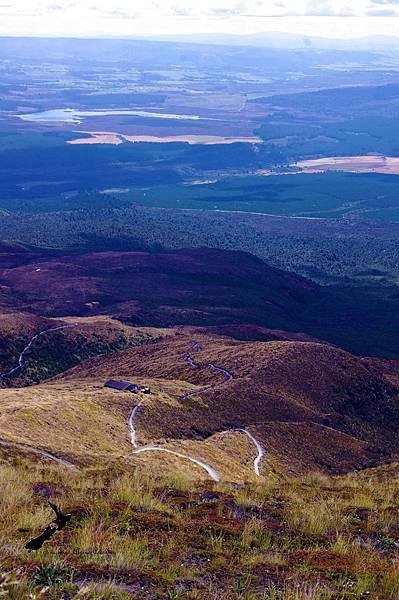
73,581,133,599
286,494,346,536
241,517,272,550
0,462,398,598
109,472,172,514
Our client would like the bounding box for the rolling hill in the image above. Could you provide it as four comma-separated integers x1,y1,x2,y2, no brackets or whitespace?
0,312,166,386
1,244,399,356
0,242,398,480
0,330,397,481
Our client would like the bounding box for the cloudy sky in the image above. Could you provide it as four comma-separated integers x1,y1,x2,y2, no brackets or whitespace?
1,0,399,38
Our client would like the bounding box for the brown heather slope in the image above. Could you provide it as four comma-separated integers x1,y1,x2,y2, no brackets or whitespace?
54,332,399,475
0,246,314,323
182,324,320,343
2,244,399,357
0,312,168,387
364,356,399,388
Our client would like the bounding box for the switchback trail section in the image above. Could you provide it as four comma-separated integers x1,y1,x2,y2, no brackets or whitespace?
181,342,234,400
129,341,266,481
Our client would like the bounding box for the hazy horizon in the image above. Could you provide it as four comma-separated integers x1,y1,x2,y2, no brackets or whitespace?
1,30,399,39
2,1,399,40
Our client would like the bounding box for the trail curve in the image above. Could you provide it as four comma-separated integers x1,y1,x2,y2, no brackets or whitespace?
0,438,78,470
128,400,144,448
236,429,264,476
181,350,234,400
133,446,220,482
241,429,264,477
0,324,78,381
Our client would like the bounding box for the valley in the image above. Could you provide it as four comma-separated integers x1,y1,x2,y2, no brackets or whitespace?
1,34,399,599
1,321,398,480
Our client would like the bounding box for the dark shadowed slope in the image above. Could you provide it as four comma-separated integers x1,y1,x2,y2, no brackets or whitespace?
1,244,399,356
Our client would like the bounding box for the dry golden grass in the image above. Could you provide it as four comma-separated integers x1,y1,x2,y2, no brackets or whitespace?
0,372,271,484
0,381,135,461
56,315,173,339
0,459,397,598
285,493,346,536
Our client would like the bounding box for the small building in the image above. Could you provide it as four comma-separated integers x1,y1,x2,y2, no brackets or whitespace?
104,379,139,393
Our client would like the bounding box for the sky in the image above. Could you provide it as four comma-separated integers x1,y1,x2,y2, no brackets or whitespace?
1,0,399,39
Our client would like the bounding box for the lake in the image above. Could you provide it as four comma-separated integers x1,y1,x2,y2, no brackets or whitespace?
18,108,202,123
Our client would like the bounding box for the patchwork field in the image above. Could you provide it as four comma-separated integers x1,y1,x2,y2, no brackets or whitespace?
259,155,399,177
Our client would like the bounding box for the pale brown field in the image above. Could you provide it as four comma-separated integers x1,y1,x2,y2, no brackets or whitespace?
68,132,123,145
67,131,262,145
258,155,399,176
296,155,399,175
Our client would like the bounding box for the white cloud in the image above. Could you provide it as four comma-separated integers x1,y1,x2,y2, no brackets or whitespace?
1,0,399,37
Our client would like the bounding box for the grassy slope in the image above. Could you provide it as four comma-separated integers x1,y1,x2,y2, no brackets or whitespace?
60,333,399,465
0,314,168,386
0,376,274,482
0,459,398,599
1,332,398,479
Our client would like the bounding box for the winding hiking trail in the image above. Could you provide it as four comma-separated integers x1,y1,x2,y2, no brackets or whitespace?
129,341,265,481
0,324,78,381
0,323,80,470
240,429,265,477
128,399,144,448
0,438,78,470
128,400,220,481
134,446,220,482
221,429,265,477
181,343,234,400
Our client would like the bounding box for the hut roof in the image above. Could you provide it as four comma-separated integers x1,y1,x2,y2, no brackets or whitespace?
104,379,138,391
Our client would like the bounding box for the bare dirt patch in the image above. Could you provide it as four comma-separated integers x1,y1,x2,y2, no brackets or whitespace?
297,155,399,174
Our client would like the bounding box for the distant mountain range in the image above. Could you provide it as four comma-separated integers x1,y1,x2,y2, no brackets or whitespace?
5,33,399,54
141,32,399,52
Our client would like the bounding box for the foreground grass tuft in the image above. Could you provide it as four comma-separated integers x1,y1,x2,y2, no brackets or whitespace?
0,461,398,598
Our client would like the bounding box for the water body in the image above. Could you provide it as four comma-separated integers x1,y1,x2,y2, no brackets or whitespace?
18,108,202,123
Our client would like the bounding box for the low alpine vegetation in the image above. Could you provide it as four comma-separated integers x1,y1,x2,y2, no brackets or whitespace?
0,460,398,598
